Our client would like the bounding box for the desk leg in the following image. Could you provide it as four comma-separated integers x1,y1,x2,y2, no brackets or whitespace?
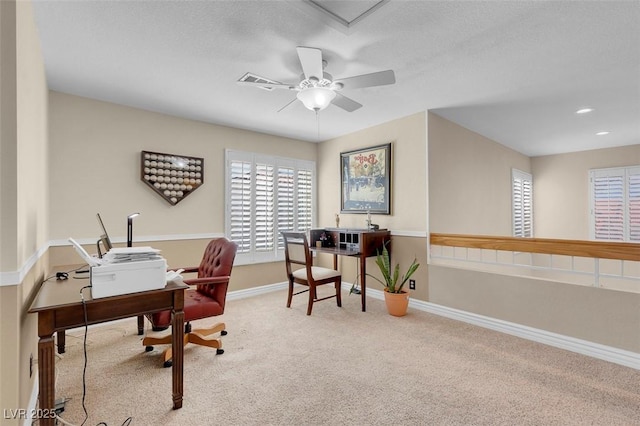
56,330,66,354
171,297,184,409
38,335,56,426
360,256,367,312
137,315,144,335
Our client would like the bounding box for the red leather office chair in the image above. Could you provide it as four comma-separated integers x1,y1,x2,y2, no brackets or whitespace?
143,238,237,367
282,232,342,315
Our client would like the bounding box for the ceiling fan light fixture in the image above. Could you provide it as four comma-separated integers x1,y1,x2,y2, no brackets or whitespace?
297,87,336,111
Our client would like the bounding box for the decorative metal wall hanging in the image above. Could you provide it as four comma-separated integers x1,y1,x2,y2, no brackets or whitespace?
141,150,204,205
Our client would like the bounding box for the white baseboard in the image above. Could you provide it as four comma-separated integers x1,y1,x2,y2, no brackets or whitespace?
415,300,640,371
226,282,288,301
341,283,640,370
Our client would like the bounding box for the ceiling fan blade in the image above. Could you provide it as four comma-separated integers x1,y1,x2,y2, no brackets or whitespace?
277,97,298,113
332,93,362,112
334,70,396,90
296,46,323,81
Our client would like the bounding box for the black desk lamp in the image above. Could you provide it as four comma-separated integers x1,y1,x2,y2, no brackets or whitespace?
127,212,140,247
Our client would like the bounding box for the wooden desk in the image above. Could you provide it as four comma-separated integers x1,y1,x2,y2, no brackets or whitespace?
28,270,188,426
310,229,390,312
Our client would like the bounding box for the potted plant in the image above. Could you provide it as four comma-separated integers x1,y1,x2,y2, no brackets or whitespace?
368,242,420,316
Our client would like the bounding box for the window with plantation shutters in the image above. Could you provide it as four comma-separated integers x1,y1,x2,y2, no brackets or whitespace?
512,169,533,238
226,150,316,263
589,166,640,242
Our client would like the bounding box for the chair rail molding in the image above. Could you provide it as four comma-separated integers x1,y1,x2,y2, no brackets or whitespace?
1,233,226,287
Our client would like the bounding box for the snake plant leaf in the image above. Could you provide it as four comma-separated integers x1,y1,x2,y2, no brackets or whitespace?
368,241,420,294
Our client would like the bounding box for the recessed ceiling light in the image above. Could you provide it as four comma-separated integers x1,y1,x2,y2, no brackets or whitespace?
596,131,610,136
576,108,594,114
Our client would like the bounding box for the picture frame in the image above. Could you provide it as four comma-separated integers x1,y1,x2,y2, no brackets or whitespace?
340,143,392,214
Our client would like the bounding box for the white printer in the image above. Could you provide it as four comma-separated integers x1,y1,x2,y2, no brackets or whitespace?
69,238,168,298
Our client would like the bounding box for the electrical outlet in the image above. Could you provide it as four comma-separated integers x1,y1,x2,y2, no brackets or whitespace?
30,353,33,378
409,279,416,290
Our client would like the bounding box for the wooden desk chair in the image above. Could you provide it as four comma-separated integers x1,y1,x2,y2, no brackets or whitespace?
143,238,237,367
282,232,342,315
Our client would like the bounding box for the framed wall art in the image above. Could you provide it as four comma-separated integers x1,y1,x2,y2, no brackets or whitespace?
141,150,204,205
340,143,391,214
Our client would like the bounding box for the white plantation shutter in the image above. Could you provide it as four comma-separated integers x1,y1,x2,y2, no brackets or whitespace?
592,172,624,240
255,163,274,252
226,150,316,263
297,169,313,232
590,166,640,242
512,169,533,238
229,160,252,253
629,170,640,241
277,166,295,249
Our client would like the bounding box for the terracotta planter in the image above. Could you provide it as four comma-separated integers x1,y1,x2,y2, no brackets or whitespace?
383,289,409,317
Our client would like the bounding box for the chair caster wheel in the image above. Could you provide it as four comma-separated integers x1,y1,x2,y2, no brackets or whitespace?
145,346,154,352
216,348,224,355
221,330,228,336
163,360,173,368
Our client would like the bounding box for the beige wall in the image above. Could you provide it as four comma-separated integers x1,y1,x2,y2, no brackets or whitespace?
317,112,427,233
17,0,48,266
428,112,531,236
316,112,429,299
47,92,317,296
429,265,640,352
379,235,428,299
427,112,640,353
532,144,640,239
47,91,321,294
1,0,49,422
49,91,317,241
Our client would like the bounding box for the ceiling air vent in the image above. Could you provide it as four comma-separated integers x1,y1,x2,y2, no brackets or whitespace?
237,73,283,91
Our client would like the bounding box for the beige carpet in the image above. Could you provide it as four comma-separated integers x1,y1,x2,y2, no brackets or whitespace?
53,287,640,425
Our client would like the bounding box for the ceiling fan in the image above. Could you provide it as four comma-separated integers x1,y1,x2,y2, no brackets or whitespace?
237,46,396,113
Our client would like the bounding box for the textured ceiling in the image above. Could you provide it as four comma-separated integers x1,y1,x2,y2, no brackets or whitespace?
31,0,640,157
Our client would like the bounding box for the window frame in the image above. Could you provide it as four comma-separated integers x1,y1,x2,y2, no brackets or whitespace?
512,169,533,238
225,150,316,265
589,165,640,242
